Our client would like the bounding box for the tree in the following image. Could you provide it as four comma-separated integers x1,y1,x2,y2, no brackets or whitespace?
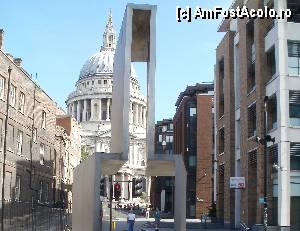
81,146,90,161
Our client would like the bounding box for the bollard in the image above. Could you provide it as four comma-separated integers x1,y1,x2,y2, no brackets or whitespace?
112,221,116,230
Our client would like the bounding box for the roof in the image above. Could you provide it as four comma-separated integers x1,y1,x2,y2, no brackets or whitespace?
175,83,214,107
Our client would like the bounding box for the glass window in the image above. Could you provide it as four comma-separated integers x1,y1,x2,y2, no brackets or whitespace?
104,80,107,84
9,84,16,107
15,175,21,201
290,143,300,170
45,183,49,203
248,103,257,137
98,80,101,84
18,92,25,113
158,134,162,143
169,123,173,131
287,0,300,23
33,128,37,142
41,110,46,129
289,91,300,126
0,76,5,100
40,143,45,165
16,130,23,155
189,107,196,117
267,46,276,80
190,204,196,217
288,41,300,76
166,135,173,143
39,181,43,202
189,155,196,167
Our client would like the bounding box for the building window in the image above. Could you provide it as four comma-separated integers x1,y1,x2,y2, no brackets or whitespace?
166,135,173,143
248,103,256,137
16,130,23,155
268,94,277,130
219,127,225,154
104,80,107,85
0,76,5,100
247,20,255,92
158,134,162,143
248,62,255,92
18,92,25,113
40,143,45,165
188,155,196,167
45,183,49,203
289,91,300,126
288,41,300,76
39,181,43,202
287,0,300,23
41,110,46,129
290,143,300,170
98,80,101,84
92,80,94,85
15,175,21,201
9,84,16,107
8,124,14,150
169,123,174,131
219,58,225,117
266,46,276,81
33,128,37,142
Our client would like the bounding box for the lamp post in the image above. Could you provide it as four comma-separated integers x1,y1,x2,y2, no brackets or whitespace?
1,66,12,231
255,96,275,231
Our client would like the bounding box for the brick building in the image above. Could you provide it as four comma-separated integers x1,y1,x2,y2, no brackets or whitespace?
0,29,80,209
55,116,81,211
151,119,174,214
214,0,300,229
173,83,214,218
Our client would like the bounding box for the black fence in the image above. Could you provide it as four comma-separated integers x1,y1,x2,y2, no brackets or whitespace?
0,201,71,231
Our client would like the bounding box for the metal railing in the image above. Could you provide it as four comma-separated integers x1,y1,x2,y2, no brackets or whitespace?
0,201,71,231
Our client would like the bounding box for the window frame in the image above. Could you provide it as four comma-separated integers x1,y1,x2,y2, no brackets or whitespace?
16,130,23,155
0,76,5,100
18,91,25,114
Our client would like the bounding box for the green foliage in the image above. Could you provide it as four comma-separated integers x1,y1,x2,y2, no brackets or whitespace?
81,146,90,161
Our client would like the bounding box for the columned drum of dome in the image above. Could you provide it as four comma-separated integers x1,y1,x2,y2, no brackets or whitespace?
66,10,149,203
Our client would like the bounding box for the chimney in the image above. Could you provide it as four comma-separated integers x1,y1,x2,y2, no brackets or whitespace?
13,58,22,67
0,29,3,51
6,53,13,61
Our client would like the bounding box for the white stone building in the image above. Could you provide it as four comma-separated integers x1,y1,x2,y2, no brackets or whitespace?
66,11,149,202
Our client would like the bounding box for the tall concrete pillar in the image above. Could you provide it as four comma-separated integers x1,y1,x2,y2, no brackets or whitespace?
135,103,138,125
83,99,87,122
76,101,81,122
99,98,102,120
275,0,290,227
106,98,110,121
139,104,142,125
143,107,147,127
121,173,125,200
72,102,76,118
90,99,95,121
129,102,133,124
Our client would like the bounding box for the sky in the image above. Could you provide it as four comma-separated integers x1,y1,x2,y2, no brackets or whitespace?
0,0,231,121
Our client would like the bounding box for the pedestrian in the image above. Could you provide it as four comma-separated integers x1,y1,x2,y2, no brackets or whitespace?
154,207,161,230
127,209,135,231
145,205,150,219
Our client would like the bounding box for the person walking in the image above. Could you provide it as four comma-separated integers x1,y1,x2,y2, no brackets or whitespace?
154,208,161,230
127,209,135,231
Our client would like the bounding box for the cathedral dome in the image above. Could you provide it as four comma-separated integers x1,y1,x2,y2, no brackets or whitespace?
79,49,114,79
79,49,137,80
78,9,137,81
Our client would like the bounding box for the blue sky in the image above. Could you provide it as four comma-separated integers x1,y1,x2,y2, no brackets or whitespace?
0,0,231,121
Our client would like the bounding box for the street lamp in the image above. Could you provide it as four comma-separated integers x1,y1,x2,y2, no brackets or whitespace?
255,96,275,231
